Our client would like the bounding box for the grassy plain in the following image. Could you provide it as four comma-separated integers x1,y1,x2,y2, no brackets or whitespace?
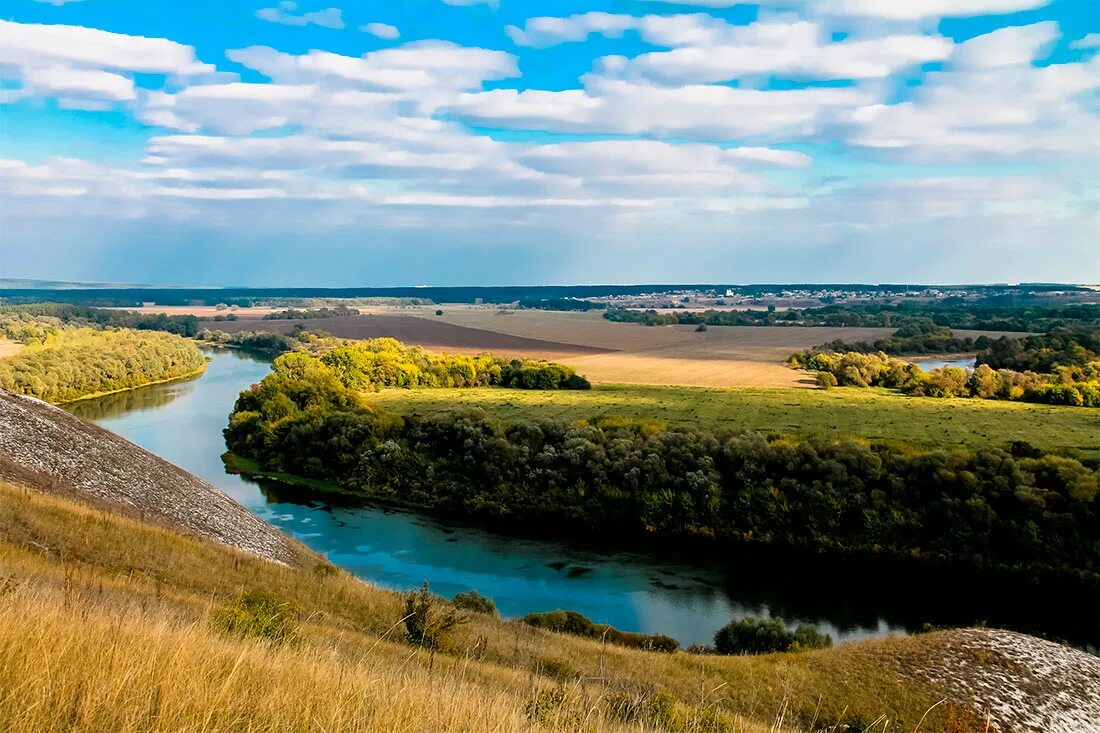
368,384,1100,454
0,480,993,732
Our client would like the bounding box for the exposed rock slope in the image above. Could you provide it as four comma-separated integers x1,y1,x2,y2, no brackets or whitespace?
0,389,299,565
911,628,1100,733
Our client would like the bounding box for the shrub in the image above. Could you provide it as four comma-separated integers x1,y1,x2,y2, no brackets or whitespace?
521,610,678,652
451,589,498,616
695,323,708,332
532,656,578,682
815,371,838,389
404,581,463,651
209,590,300,645
713,616,831,655
525,689,566,724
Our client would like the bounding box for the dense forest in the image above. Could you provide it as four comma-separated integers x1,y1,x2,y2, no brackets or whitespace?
605,302,1100,332
811,321,986,356
0,327,206,403
789,350,1100,407
517,298,607,312
262,305,359,320
225,362,1099,582
977,327,1100,372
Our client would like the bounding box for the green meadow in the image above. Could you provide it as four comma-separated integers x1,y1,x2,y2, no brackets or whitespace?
367,384,1100,455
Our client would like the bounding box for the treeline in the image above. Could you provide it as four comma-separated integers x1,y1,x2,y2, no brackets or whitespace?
790,351,1100,407
0,303,199,337
262,305,359,321
815,323,1100,369
0,328,206,403
605,302,1100,332
977,327,1100,372
317,339,590,391
521,611,678,653
814,321,985,356
517,298,606,312
199,329,302,353
225,367,1099,582
605,307,793,327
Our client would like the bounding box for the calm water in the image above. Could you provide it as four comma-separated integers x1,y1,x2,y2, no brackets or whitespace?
912,357,976,371
65,349,1098,650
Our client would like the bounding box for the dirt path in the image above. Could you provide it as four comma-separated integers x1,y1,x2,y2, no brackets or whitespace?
0,339,22,359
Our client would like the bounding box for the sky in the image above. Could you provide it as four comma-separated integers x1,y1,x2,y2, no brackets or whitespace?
0,0,1097,286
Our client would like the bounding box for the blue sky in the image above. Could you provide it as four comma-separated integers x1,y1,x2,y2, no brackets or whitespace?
0,0,1097,286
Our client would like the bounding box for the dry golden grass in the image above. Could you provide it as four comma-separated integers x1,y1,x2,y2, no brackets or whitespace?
0,339,22,359
0,480,974,732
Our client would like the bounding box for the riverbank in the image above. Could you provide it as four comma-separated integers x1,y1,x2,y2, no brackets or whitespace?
57,361,208,405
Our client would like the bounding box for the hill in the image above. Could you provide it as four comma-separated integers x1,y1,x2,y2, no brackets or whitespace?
0,389,298,564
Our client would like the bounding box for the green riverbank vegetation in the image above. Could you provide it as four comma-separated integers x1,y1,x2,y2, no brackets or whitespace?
226,351,1099,582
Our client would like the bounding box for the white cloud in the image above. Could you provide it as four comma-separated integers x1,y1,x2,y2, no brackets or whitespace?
508,15,951,83
362,23,400,40
805,0,1051,20
23,66,135,101
846,24,1100,160
616,20,952,83
227,41,518,93
1070,34,1100,50
447,79,872,140
507,13,637,47
256,2,345,30
644,0,739,6
0,19,212,75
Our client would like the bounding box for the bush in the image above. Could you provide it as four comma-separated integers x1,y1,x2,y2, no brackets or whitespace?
404,581,463,651
524,689,566,724
521,610,678,652
713,616,831,655
695,323,708,332
531,656,578,682
815,371,838,389
451,589,498,616
209,590,300,645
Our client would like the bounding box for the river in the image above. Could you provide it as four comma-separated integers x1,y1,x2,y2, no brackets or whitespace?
65,348,1097,650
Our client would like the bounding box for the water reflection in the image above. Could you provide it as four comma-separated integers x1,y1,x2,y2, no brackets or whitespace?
66,372,202,421
63,349,1098,652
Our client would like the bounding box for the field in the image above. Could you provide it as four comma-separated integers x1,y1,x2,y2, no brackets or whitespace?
215,313,613,360
368,384,1100,454
127,303,1031,389
209,306,905,388
6,479,1093,732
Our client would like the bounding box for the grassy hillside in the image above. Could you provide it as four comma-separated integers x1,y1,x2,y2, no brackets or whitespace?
367,383,1100,455
0,480,1006,732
